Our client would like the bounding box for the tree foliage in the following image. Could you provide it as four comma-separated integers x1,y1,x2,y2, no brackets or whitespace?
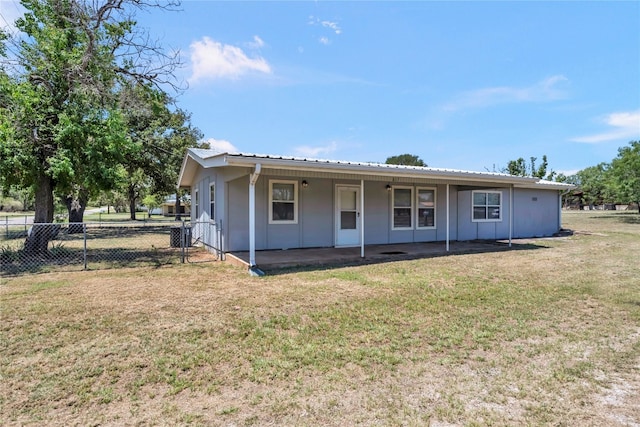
609,141,640,212
569,141,639,213
574,163,613,206
385,154,427,167
117,82,203,220
0,0,182,250
506,155,554,180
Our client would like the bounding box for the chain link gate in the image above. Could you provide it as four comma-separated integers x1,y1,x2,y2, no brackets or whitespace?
184,220,223,263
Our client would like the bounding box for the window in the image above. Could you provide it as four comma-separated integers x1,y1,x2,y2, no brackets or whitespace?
472,191,502,221
194,189,199,218
417,187,436,228
209,183,215,220
269,180,298,224
392,187,413,229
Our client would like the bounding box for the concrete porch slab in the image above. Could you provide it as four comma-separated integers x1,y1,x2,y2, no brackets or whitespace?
227,240,534,272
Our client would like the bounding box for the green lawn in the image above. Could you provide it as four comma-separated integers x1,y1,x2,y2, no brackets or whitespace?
1,210,638,426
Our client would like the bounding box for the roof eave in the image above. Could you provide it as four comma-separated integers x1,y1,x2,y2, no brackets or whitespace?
225,155,539,186
178,149,233,188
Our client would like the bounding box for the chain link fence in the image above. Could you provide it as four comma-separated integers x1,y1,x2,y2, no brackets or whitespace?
1,220,222,276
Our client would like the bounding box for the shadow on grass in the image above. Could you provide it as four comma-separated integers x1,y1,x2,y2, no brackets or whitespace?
592,212,640,224
1,246,182,276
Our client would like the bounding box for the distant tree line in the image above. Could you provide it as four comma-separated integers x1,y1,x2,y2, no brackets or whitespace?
386,142,639,214
505,142,639,213
567,141,639,212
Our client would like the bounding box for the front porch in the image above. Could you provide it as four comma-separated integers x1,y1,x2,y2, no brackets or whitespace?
227,240,539,272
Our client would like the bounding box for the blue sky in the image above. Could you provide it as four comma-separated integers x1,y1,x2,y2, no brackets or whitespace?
2,1,639,175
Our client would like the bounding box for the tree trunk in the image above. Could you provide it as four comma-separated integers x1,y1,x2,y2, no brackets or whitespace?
175,193,182,221
128,185,137,220
65,189,88,233
25,174,56,253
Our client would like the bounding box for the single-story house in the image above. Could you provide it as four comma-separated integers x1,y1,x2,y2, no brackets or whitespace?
160,197,190,217
178,148,574,268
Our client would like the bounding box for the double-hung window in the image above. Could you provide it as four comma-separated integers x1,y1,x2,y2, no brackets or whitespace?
392,187,413,229
472,190,502,221
209,183,215,220
269,180,298,224
416,187,436,228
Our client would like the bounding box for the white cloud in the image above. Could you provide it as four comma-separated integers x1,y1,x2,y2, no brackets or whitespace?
571,110,640,144
308,15,342,45
294,141,338,158
443,75,569,112
188,36,271,83
322,20,342,35
246,35,265,49
201,138,239,153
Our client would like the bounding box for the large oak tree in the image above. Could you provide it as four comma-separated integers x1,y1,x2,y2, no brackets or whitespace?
0,0,182,251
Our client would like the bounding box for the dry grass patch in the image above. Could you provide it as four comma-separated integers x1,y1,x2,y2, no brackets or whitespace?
1,210,639,426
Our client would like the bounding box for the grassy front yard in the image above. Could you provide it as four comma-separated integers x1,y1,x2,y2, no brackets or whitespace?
1,210,638,426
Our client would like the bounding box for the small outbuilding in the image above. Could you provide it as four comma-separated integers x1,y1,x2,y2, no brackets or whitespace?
178,149,574,268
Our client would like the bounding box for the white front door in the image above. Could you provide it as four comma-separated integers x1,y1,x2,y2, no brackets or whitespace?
335,186,361,247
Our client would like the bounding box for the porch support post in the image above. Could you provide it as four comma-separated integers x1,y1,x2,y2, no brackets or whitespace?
249,164,262,268
509,184,513,247
446,183,450,252
360,179,365,258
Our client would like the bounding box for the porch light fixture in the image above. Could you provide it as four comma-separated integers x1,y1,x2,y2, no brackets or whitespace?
302,180,309,188
386,184,392,191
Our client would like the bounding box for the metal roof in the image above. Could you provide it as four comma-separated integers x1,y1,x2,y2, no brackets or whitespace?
179,148,575,190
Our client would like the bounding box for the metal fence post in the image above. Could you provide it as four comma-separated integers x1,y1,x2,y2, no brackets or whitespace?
4,216,7,239
83,223,87,270
180,221,185,263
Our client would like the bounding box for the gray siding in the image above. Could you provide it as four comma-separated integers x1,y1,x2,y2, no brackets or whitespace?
191,165,562,252
227,175,250,251
224,177,474,250
301,179,334,248
513,189,560,237
363,182,391,244
457,189,511,240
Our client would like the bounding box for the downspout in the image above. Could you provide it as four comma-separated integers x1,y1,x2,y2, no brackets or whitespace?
446,184,450,252
249,164,264,276
509,184,513,247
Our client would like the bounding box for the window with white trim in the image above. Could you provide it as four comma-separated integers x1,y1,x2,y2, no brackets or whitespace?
209,183,215,220
392,187,413,229
269,180,298,224
416,187,436,228
472,190,502,221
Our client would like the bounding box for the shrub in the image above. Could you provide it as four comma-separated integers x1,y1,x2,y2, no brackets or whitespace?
0,198,24,212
